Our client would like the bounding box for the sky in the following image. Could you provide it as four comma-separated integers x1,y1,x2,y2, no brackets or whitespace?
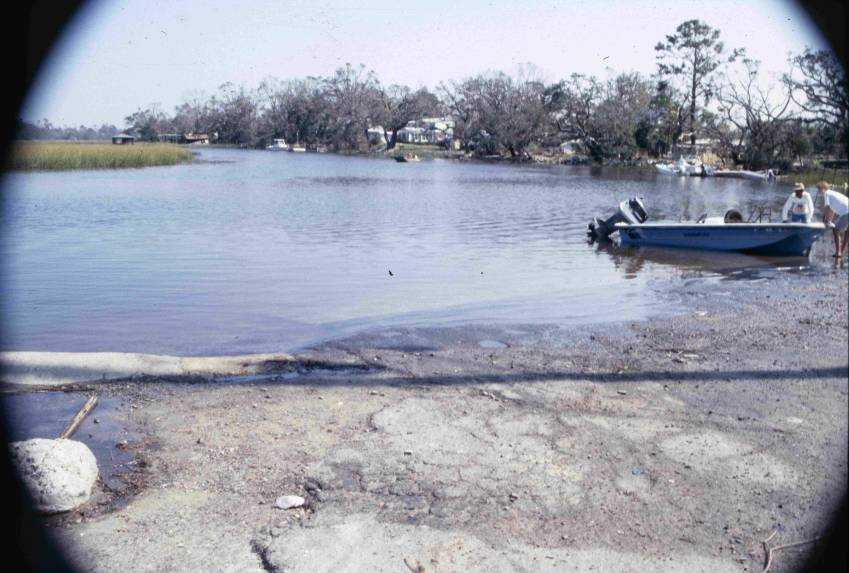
21,0,831,127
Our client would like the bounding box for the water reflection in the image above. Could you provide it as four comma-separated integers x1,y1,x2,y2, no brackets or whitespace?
595,241,818,281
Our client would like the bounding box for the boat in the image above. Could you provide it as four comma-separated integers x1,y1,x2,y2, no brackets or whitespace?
394,152,420,163
677,156,702,176
289,143,307,152
266,138,287,150
738,169,776,181
588,197,824,256
713,169,740,178
654,156,706,176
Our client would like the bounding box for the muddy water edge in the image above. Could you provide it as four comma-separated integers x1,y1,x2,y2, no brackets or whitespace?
1,263,845,573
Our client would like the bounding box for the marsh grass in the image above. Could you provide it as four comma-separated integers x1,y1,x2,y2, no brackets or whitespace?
8,141,194,171
779,167,849,189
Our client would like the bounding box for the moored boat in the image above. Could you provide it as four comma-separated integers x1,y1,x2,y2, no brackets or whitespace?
738,169,776,181
266,138,287,151
394,152,420,163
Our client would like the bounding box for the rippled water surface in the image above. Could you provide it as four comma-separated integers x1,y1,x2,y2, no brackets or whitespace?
0,148,839,354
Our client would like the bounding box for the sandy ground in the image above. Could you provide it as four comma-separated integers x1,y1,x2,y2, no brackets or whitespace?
2,271,847,573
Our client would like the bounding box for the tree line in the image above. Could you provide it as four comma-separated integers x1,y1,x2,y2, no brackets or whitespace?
18,20,848,169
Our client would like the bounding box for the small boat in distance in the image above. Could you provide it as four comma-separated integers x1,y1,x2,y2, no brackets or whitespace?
738,169,776,181
588,197,824,256
395,152,420,163
266,138,287,151
289,143,307,152
654,156,711,176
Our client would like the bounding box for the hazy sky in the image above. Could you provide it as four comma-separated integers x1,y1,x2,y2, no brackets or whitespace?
22,0,830,127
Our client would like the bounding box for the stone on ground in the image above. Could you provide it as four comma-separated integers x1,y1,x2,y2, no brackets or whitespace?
10,438,99,513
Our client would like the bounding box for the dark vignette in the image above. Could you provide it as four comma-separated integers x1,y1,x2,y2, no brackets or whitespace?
0,1,844,571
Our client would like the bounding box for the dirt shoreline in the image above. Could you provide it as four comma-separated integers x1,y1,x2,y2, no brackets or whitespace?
4,273,847,572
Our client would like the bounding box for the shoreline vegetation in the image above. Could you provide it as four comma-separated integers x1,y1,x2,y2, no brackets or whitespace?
8,141,194,171
7,140,848,190
15,21,847,179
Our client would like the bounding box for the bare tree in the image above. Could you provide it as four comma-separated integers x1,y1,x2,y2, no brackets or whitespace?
712,59,794,169
322,64,383,150
377,85,440,150
550,73,653,161
783,48,849,158
124,103,169,141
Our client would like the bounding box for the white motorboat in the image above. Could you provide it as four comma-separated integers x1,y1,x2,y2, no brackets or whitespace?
738,169,776,181
655,156,706,176
266,138,287,150
289,143,307,152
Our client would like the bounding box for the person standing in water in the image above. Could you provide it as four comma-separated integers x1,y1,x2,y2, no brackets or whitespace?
817,180,849,261
782,182,815,223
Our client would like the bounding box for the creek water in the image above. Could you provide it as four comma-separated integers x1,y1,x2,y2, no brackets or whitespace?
0,148,838,355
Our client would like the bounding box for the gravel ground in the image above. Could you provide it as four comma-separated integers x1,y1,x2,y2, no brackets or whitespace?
6,270,847,572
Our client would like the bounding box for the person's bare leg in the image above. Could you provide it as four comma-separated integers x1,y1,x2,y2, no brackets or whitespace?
832,228,841,257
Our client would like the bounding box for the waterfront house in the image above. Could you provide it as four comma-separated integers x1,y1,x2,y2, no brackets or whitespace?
112,134,135,145
395,117,456,146
366,127,387,146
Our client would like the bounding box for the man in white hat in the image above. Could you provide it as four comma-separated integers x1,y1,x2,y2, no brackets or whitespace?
817,180,849,260
781,182,814,223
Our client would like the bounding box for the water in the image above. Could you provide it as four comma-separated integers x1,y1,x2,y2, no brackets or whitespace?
0,392,136,489
0,148,838,355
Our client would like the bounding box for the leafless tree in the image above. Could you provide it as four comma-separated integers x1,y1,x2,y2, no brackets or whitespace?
377,85,440,150
712,59,794,168
783,48,848,158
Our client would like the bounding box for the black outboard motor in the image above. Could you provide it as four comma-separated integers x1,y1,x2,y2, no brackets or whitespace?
587,197,648,241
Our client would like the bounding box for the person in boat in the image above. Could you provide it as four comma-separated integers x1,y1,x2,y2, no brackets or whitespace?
817,180,849,260
781,182,814,223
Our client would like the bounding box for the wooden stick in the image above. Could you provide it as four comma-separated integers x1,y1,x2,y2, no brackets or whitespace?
761,530,820,573
59,395,98,439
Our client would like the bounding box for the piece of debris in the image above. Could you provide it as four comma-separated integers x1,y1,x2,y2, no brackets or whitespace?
59,395,98,439
617,390,628,396
274,495,305,510
404,556,426,572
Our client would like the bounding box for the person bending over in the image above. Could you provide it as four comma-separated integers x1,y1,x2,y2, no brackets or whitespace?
782,182,814,223
816,180,849,259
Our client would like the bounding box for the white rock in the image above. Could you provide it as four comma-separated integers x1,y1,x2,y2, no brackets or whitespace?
275,495,305,509
10,438,99,514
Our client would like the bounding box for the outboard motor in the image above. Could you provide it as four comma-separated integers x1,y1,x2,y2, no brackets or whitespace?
587,197,648,241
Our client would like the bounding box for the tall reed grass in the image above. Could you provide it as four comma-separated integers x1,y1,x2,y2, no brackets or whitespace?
7,141,194,171
779,167,849,189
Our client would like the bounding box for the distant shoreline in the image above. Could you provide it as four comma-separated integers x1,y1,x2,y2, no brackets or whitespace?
7,140,848,189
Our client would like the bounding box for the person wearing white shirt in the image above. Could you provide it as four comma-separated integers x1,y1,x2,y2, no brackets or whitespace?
781,182,814,223
816,180,849,260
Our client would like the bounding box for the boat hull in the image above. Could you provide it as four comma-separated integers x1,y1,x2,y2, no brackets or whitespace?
616,223,824,256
